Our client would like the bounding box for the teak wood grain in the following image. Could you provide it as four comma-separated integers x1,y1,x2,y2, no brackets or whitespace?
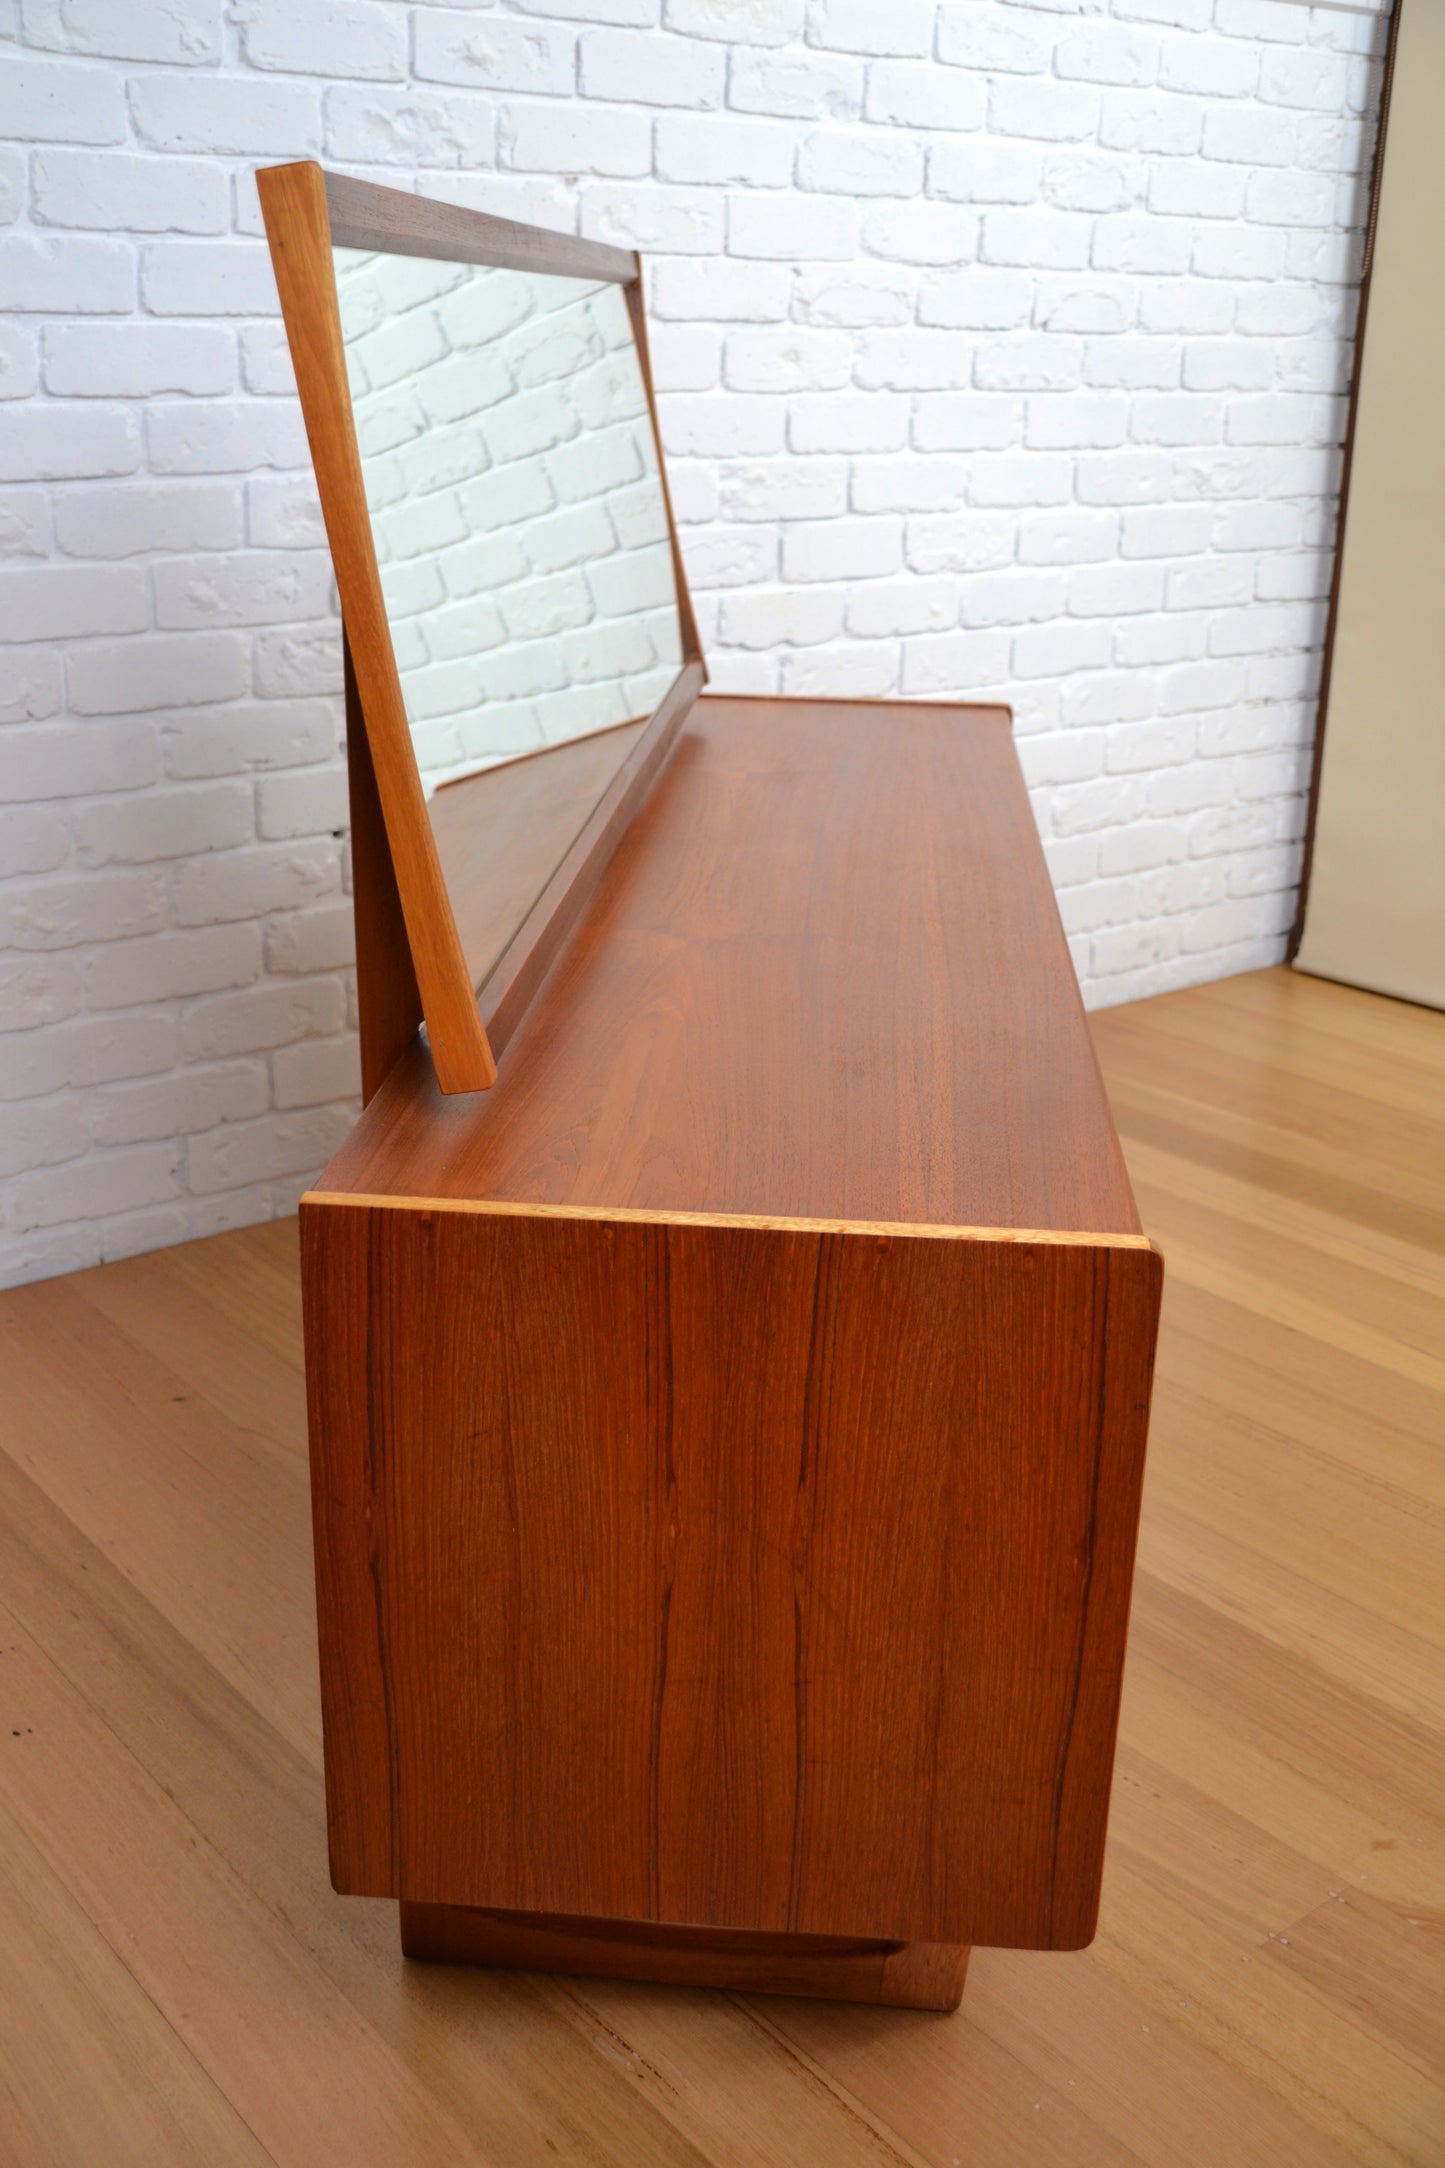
322,694,1142,1237
344,636,422,1106
301,1199,1161,1948
299,689,1162,1980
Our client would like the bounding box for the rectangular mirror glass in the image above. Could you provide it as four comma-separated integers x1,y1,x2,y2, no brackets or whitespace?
333,247,685,990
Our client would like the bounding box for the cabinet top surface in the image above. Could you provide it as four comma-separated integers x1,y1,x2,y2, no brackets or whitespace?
318,695,1141,1237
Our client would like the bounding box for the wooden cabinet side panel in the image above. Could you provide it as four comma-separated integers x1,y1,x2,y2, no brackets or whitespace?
303,1204,1160,1947
299,1199,398,1892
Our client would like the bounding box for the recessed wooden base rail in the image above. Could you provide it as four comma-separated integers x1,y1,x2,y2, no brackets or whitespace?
400,1902,971,2011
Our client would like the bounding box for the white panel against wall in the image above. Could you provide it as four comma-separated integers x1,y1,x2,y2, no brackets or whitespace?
0,0,1391,1288
1295,0,1445,1009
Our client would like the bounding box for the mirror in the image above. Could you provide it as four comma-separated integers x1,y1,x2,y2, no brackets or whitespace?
332,247,685,990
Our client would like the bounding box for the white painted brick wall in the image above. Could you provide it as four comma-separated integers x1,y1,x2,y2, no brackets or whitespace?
0,0,1389,1288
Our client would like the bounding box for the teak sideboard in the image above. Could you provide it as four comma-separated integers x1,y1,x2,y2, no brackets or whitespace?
263,162,1163,2014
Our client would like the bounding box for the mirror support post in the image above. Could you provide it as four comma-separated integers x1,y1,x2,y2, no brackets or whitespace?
345,634,424,1105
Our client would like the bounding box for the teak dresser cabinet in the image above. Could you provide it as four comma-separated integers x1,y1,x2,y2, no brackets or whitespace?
260,160,1163,2015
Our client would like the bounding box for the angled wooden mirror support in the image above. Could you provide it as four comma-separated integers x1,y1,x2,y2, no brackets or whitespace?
258,161,705,1095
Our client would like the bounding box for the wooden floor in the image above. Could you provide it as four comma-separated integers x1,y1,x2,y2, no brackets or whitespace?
0,965,1440,2167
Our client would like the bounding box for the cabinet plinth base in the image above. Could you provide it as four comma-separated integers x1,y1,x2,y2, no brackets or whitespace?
399,1901,970,2011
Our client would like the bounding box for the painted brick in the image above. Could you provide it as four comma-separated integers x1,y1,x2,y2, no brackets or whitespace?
717,458,848,520
0,490,50,559
256,766,349,840
729,193,858,260
0,150,25,227
867,63,985,135
845,575,956,637
1040,154,1141,217
580,29,725,106
807,0,932,59
1192,226,1288,282
787,393,906,454
246,475,325,550
0,867,167,953
232,0,406,81
32,150,229,235
903,511,1015,574
147,401,309,474
163,700,339,781
862,202,978,267
323,85,496,168
238,325,297,397
0,58,127,144
73,782,253,868
22,0,219,62
153,552,334,631
1148,162,1246,220
1056,23,1159,88
1098,88,1201,154
1158,33,1257,98
716,586,845,647
128,75,323,156
251,623,343,699
650,257,790,321
415,16,575,96
181,978,344,1060
1201,104,1296,167
0,234,133,313
653,114,794,188
648,324,723,392
43,324,235,399
798,129,924,198
665,0,800,40
899,629,1011,696
917,268,1032,331
264,902,356,975
981,210,1092,272
1026,395,1129,450
989,78,1102,146
54,482,241,559
0,0,1387,1283
0,564,148,643
9,1144,184,1234
140,241,280,318
936,6,1052,74
273,1036,362,1110
1259,47,1352,113
67,631,249,715
186,1104,354,1193
172,840,342,926
780,516,901,582
723,327,851,393
0,327,39,403
582,184,725,254
726,49,863,122
500,101,651,175
928,141,1043,208
855,332,974,393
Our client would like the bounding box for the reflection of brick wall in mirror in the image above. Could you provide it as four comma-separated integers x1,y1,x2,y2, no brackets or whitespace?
333,250,683,796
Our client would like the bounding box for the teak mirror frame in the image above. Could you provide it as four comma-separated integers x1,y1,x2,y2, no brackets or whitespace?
256,161,706,1097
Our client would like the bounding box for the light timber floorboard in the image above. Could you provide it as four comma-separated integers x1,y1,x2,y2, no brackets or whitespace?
0,966,1439,2166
